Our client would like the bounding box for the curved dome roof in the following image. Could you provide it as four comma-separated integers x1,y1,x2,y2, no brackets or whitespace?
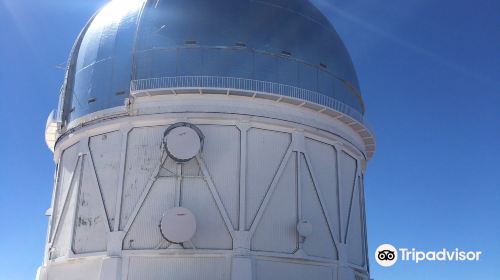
60,0,364,123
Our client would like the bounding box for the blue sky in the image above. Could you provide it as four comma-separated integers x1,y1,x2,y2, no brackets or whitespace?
0,0,498,279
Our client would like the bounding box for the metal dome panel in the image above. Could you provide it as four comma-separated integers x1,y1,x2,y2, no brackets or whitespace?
60,0,364,123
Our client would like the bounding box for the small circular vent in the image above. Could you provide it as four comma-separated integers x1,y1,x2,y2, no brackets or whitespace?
297,220,313,238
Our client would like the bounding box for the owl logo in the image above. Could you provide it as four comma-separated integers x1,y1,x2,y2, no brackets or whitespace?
377,249,396,261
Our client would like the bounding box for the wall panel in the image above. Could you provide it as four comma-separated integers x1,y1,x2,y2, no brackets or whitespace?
252,154,297,253
199,125,240,230
121,126,165,230
304,138,340,241
89,131,122,230
300,155,337,259
73,157,107,254
246,128,291,229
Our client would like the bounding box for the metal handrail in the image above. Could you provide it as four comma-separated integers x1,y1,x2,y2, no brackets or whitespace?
130,76,373,133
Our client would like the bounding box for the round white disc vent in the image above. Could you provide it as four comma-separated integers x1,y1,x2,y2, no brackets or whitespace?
160,207,197,244
163,123,204,162
297,220,313,238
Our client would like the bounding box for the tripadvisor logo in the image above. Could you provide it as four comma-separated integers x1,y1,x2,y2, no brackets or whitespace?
375,244,482,267
375,244,398,267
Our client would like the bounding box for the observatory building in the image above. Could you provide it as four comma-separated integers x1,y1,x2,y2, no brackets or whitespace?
38,0,375,280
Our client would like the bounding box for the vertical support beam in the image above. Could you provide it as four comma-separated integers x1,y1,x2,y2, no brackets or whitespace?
296,152,302,221
122,256,131,280
231,256,253,280
175,163,182,207
234,122,251,253
333,144,347,266
107,231,126,257
333,144,343,244
99,257,122,280
292,131,305,248
114,126,131,231
237,122,250,231
291,130,305,153
296,151,303,249
359,173,370,270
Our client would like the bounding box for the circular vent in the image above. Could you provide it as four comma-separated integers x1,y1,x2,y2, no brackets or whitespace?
163,122,204,162
160,207,197,244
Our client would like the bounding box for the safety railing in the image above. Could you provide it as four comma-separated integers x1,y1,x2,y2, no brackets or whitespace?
130,76,373,133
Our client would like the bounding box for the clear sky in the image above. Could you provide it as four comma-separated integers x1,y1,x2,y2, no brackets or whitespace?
0,0,498,279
